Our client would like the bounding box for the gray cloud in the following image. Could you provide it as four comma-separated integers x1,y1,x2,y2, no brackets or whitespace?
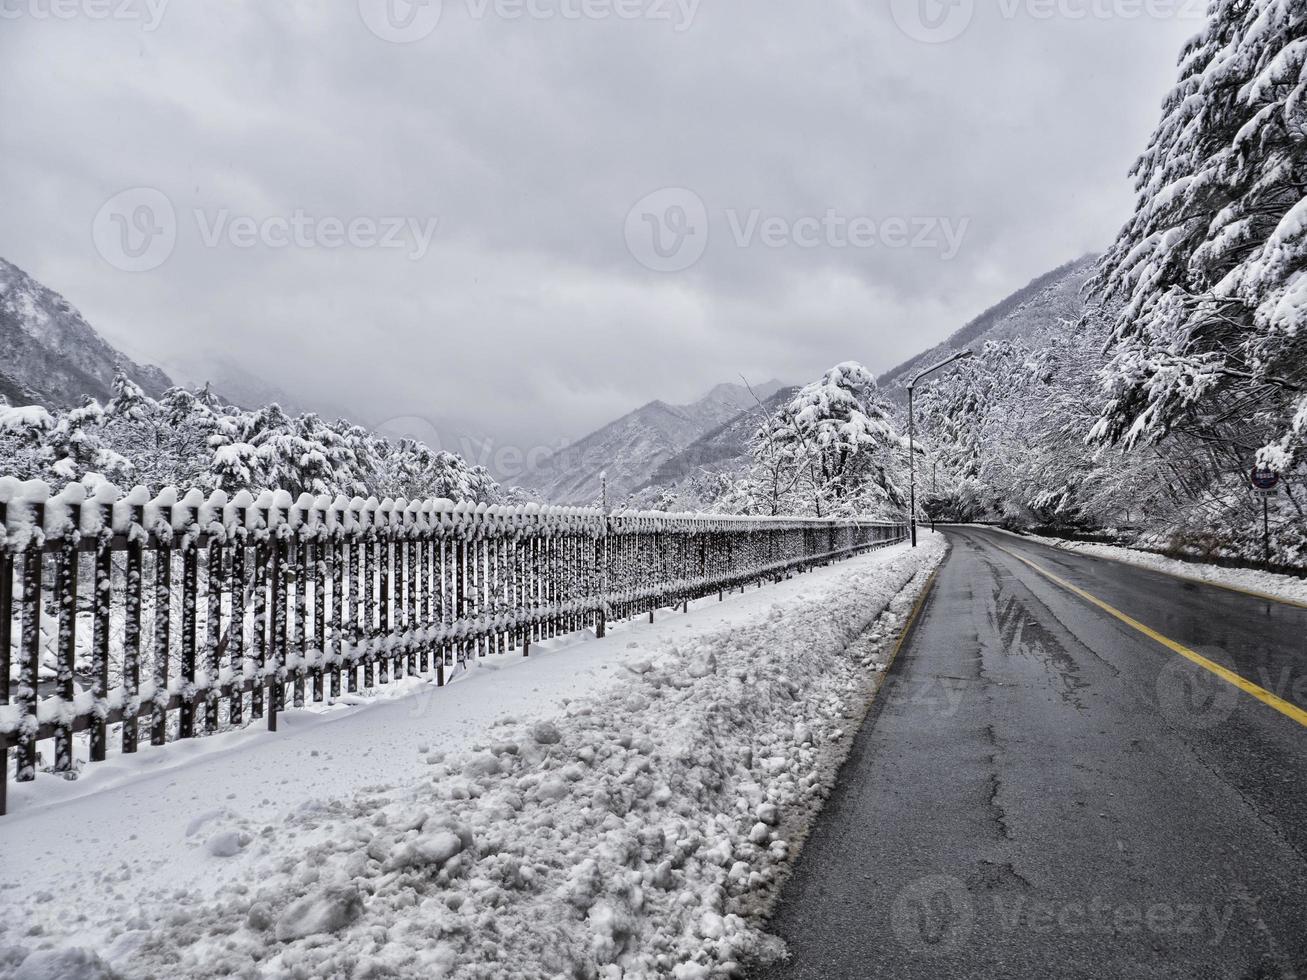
0,0,1198,452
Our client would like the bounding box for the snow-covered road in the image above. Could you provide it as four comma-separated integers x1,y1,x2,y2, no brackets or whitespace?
2,535,945,980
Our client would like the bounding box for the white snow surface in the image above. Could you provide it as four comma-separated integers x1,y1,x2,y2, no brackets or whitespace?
985,526,1307,607
0,536,946,980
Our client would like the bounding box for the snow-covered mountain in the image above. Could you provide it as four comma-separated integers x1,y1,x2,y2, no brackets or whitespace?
632,256,1100,500
518,381,785,505
641,384,799,490
879,254,1098,393
0,257,173,407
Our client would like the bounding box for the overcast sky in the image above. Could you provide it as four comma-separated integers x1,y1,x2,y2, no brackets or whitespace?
0,0,1200,456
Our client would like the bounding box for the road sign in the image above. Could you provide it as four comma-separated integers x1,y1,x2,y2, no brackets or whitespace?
1251,467,1280,493
1251,467,1279,562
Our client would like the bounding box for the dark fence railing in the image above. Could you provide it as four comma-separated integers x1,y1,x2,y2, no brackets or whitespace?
0,478,906,813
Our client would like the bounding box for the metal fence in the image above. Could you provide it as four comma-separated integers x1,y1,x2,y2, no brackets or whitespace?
0,479,906,813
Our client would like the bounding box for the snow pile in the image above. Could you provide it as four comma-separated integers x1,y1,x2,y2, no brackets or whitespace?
985,525,1307,607
1,537,944,980
3,947,118,980
1032,534,1307,607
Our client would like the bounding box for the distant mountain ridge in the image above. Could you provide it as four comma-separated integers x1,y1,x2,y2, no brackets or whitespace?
879,254,1098,391
518,381,785,505
0,256,173,407
641,384,798,490
2,253,1102,509
633,256,1101,499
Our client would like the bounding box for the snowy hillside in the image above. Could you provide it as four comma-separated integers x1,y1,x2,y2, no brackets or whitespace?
636,258,1100,502
879,254,1098,393
643,386,799,490
519,381,785,505
0,257,173,407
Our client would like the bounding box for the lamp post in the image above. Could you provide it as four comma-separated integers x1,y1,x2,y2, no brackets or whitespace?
908,350,973,547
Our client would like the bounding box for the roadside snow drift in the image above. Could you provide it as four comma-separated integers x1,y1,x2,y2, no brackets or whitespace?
2,537,945,980
998,527,1307,607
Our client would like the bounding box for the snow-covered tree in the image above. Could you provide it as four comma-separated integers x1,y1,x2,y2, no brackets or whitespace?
101,377,218,489
0,378,504,504
0,404,59,481
1089,0,1307,471
743,362,906,518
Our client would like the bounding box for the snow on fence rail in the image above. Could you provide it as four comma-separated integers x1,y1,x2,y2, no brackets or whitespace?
0,477,906,814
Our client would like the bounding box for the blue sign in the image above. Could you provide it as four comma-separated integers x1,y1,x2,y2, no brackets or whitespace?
1251,467,1280,492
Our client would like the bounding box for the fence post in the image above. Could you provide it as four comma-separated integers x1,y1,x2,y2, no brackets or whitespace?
52,502,80,775
522,515,534,658
150,510,171,748
205,511,224,735
438,510,451,678
329,507,345,698
595,516,608,640
0,501,11,813
377,504,391,679
16,501,45,783
90,501,113,762
473,508,486,658
543,518,554,641
648,527,657,624
346,513,361,693
314,509,328,700
515,514,528,658
455,514,468,663
406,505,419,674
427,514,439,680
293,532,308,707
251,527,268,720
229,502,247,727
364,506,378,688
268,505,290,731
179,504,199,740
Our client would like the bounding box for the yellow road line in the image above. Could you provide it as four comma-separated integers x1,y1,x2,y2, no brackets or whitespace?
992,542,1307,730
886,564,940,669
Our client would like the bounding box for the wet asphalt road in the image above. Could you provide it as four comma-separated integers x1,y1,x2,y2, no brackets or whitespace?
757,527,1307,980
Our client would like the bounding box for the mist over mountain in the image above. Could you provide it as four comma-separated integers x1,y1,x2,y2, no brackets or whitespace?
626,257,1099,501
164,353,310,415
516,380,786,505
640,385,799,491
3,253,1101,511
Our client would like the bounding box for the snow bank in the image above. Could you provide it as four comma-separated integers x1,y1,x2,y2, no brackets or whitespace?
989,526,1307,607
0,537,945,980
1059,540,1307,607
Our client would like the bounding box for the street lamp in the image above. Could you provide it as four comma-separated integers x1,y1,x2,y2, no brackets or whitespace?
907,349,973,547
